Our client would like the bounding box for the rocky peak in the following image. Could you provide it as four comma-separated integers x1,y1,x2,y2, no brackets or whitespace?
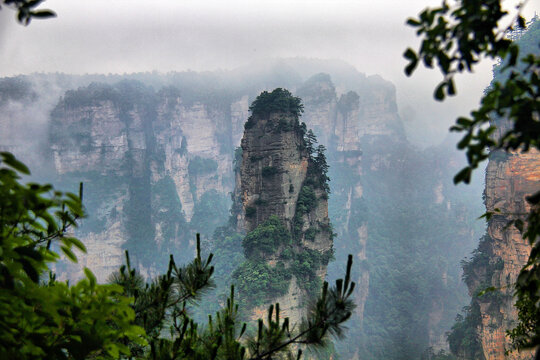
234,88,333,323
452,148,539,360
238,95,308,233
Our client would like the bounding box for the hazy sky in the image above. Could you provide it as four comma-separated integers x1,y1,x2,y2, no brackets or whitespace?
0,0,537,146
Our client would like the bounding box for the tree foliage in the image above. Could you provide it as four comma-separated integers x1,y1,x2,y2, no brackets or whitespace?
1,0,55,25
0,152,146,359
242,215,291,259
405,3,539,183
1,150,355,359
304,130,331,194
405,1,539,355
111,236,356,360
248,88,304,119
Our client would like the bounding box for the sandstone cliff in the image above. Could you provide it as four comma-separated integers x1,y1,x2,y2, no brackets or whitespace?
297,72,403,334
48,81,235,281
234,89,333,324
296,73,484,359
455,148,539,360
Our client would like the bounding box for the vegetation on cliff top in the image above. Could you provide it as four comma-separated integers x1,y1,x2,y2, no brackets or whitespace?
244,88,304,130
248,88,304,119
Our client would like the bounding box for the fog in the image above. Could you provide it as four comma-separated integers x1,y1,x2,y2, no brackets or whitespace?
0,0,537,146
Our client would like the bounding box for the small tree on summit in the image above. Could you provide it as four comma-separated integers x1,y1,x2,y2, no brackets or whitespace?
248,88,304,119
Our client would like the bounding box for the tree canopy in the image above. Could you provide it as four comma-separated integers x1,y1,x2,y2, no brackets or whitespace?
248,88,304,119
0,152,146,359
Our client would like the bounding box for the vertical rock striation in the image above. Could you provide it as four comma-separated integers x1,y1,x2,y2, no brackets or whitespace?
298,73,403,337
49,81,235,281
456,148,539,360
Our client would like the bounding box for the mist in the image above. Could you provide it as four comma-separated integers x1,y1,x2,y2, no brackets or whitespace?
2,0,536,147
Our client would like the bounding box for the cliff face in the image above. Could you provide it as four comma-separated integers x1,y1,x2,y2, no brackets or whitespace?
235,90,333,323
298,74,402,332
49,86,153,279
296,73,484,359
154,90,238,221
49,82,234,281
238,112,308,233
459,149,539,360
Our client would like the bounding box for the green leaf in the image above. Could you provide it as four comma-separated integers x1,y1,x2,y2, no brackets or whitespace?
20,258,39,283
456,117,472,127
14,246,43,261
405,60,418,76
434,82,445,100
84,267,97,287
404,48,417,61
456,137,470,150
30,10,56,18
477,286,497,297
406,18,421,26
525,191,540,205
447,78,456,96
404,48,419,76
478,211,492,220
453,167,472,184
25,0,45,9
61,245,78,263
17,9,26,24
1,152,30,175
63,237,87,253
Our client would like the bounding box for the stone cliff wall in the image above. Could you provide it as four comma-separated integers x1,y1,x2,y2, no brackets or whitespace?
238,112,309,233
466,149,539,360
298,74,402,335
236,98,333,323
48,82,236,281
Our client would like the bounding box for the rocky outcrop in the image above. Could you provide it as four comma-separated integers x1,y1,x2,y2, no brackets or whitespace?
235,89,333,323
154,90,235,221
463,149,539,360
49,85,154,280
237,110,309,233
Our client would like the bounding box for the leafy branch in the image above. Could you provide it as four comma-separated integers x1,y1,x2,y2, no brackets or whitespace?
1,0,56,25
111,235,355,359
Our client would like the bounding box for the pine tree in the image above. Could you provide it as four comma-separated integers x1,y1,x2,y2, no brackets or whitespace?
110,235,356,360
